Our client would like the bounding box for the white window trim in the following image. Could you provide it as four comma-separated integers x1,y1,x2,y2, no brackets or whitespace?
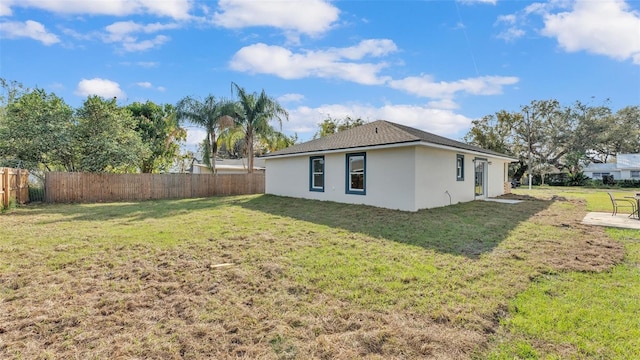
309,156,324,192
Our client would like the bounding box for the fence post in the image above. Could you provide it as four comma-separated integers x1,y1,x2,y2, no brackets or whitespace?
1,168,5,208
2,168,9,208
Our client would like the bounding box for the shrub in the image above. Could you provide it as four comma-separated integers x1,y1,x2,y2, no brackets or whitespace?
616,179,640,188
567,172,590,186
603,175,616,186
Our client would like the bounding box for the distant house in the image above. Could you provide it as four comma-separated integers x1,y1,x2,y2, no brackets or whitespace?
261,120,517,212
191,158,265,175
583,154,640,180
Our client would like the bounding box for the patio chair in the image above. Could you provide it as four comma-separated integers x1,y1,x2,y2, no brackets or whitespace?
607,192,637,217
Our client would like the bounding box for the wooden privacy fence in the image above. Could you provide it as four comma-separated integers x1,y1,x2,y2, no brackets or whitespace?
1,167,29,208
45,172,265,203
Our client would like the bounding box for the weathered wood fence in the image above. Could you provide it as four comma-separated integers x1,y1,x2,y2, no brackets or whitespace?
45,172,265,203
1,167,29,208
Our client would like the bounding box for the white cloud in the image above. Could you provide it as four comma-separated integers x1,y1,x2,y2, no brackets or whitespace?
542,0,640,64
0,2,12,16
103,21,177,52
230,39,397,85
496,27,526,42
121,34,170,52
426,99,460,110
278,93,305,103
105,21,179,41
285,103,473,141
213,0,339,38
496,0,640,64
494,1,570,43
135,81,165,91
4,0,192,20
495,14,527,41
0,20,60,45
459,0,498,4
75,78,125,98
388,75,519,99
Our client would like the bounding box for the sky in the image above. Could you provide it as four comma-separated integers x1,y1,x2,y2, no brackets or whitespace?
1,0,639,151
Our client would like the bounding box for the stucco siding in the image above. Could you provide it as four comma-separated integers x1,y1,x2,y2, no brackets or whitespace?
264,156,309,199
361,147,416,211
486,160,509,198
265,147,416,211
265,145,512,212
414,147,474,210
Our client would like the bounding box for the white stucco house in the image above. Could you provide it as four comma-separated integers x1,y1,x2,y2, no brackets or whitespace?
261,120,517,212
191,158,265,175
582,154,640,180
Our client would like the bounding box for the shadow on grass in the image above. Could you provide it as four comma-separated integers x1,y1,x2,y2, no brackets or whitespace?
239,195,553,259
6,195,256,223
7,193,553,258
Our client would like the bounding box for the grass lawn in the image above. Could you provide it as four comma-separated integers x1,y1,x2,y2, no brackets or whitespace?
0,188,635,359
485,187,640,359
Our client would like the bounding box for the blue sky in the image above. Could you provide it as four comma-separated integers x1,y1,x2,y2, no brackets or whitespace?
1,0,639,149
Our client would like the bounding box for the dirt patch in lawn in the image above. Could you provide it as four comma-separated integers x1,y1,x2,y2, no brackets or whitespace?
525,198,624,272
0,196,625,359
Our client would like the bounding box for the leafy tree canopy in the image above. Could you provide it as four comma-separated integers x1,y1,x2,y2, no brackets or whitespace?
465,99,640,181
127,101,186,173
314,116,366,139
0,87,75,172
75,96,148,173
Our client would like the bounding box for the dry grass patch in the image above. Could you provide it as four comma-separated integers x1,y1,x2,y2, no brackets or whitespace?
0,194,624,359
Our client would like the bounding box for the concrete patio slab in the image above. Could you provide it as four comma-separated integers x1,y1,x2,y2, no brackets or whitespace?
484,198,523,204
582,212,640,230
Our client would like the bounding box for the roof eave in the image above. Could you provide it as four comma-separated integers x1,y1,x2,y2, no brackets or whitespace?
262,140,517,162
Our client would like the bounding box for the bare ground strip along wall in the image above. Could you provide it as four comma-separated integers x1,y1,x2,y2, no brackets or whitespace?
45,172,265,203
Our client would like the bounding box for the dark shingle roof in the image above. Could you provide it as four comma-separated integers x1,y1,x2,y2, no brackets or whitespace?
263,120,515,160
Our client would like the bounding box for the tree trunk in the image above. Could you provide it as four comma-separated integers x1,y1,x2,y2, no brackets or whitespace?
247,132,254,173
209,131,216,175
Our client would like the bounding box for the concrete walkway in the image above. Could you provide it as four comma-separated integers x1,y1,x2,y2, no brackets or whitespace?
483,198,523,204
582,212,640,230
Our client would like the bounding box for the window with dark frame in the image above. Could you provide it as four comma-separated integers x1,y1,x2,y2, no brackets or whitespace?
346,153,366,195
456,154,464,181
309,156,325,192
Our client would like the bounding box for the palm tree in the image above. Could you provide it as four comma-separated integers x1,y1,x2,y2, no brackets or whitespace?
230,83,289,173
259,130,297,155
176,95,233,173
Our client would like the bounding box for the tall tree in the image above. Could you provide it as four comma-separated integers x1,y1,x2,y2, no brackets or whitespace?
0,78,27,113
0,88,75,172
463,111,513,154
610,105,640,155
572,100,613,164
465,99,628,181
127,101,186,173
230,83,289,173
176,95,233,173
314,116,365,139
75,96,147,173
